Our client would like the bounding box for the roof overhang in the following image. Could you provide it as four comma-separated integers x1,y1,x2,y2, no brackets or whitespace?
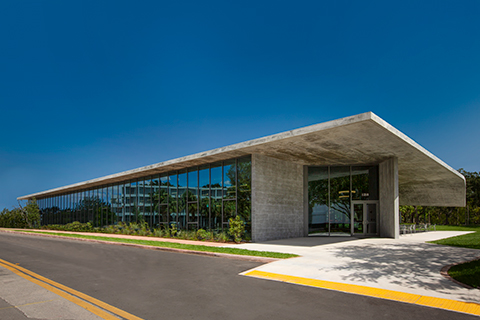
18,112,465,207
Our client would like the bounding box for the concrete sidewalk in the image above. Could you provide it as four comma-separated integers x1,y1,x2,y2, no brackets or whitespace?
0,263,109,320
234,231,480,304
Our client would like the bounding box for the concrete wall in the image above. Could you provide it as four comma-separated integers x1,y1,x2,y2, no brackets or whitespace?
251,154,305,242
379,157,399,239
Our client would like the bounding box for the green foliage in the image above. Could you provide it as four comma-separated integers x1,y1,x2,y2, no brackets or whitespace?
35,219,246,244
429,227,480,288
0,208,26,228
19,230,298,259
0,199,40,228
215,231,230,243
429,230,480,250
23,199,40,228
169,223,177,237
196,228,209,240
448,259,480,288
41,221,94,232
434,225,480,232
229,216,245,243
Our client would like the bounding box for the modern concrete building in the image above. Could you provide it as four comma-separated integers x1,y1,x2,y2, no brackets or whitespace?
18,112,465,241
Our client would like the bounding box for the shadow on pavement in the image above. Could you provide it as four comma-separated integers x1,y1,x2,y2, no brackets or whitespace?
329,242,480,298
253,235,365,247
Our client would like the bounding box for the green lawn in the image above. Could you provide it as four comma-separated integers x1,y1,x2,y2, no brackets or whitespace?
429,231,480,250
15,230,298,259
448,259,480,288
429,225,480,288
433,225,480,232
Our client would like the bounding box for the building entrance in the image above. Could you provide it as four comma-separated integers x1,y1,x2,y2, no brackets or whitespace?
352,201,378,235
308,165,379,237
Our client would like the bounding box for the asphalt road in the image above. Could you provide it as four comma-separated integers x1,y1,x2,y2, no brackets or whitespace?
0,233,476,320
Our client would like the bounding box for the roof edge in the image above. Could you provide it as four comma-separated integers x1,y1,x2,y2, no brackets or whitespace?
369,112,465,183
18,112,375,200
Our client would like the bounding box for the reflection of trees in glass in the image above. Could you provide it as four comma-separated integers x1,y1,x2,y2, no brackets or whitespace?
237,159,252,231
330,175,351,221
352,172,369,200
38,157,252,233
76,197,114,226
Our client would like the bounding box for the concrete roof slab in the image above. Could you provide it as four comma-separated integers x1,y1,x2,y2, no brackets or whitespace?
18,112,465,206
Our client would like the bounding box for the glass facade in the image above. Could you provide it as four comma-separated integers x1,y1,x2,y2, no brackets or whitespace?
308,165,379,236
37,156,252,234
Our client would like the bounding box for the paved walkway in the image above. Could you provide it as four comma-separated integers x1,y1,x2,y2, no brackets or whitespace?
0,261,110,320
233,232,480,305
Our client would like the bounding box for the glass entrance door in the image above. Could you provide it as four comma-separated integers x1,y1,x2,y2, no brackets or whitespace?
365,203,377,235
353,203,364,234
352,201,378,235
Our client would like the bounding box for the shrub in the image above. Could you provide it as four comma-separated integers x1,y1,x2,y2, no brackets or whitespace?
196,228,209,240
228,216,245,243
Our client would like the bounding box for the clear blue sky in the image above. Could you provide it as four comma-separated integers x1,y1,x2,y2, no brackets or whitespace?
1,0,479,209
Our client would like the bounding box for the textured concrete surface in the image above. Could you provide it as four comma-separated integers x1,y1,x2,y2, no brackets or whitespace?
251,154,304,241
0,264,106,320
234,231,480,304
379,157,400,238
18,112,465,208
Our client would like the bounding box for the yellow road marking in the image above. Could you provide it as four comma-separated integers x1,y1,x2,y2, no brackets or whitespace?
0,258,143,320
244,270,480,316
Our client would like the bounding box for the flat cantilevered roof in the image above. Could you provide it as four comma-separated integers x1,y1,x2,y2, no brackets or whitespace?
18,112,465,207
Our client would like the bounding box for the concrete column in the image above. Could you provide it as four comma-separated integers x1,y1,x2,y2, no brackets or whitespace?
251,154,305,242
379,157,399,239
303,165,309,237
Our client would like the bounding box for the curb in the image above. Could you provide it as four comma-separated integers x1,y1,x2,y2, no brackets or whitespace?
440,257,480,290
0,229,279,263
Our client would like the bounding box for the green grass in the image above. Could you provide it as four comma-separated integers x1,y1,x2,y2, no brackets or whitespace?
433,225,480,232
428,226,480,288
429,231,480,250
448,259,480,288
15,230,298,259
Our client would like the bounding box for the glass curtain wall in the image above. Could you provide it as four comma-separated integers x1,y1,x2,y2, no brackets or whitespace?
308,165,379,236
35,156,251,234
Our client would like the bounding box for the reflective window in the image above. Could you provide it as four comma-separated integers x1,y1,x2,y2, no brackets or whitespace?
178,170,187,228
223,159,236,199
168,173,177,225
210,163,222,230
29,156,252,233
351,166,379,200
329,166,351,234
107,185,113,225
159,174,168,204
150,176,159,226
223,200,235,226
187,169,198,226
118,183,125,222
199,165,210,229
130,180,138,223
159,174,169,224
145,177,153,226
308,167,329,234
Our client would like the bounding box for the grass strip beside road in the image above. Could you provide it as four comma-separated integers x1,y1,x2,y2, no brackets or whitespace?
428,226,480,289
16,230,298,259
